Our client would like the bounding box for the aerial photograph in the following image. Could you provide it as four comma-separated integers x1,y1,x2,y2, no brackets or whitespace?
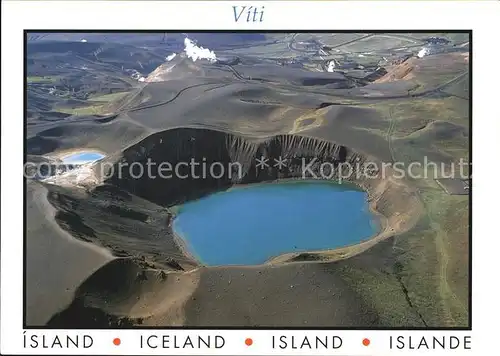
25,32,470,328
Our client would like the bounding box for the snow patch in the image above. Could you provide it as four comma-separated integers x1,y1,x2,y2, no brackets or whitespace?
327,60,336,72
43,163,99,188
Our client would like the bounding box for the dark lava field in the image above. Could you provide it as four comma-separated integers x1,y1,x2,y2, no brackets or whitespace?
25,32,470,328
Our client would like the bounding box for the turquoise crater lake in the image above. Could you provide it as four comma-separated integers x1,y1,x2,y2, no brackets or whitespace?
61,151,105,164
172,182,379,266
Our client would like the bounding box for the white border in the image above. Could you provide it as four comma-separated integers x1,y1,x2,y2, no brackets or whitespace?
2,1,500,355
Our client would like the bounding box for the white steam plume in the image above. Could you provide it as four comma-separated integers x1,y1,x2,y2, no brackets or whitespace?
417,47,429,58
183,38,217,62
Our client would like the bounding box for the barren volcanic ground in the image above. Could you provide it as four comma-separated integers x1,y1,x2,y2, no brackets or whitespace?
25,32,470,327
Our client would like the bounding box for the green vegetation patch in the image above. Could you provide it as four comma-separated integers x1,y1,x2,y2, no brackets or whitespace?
87,91,130,102
27,76,58,83
54,104,105,116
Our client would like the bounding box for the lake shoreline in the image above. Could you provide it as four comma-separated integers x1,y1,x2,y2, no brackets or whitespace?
170,179,382,267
